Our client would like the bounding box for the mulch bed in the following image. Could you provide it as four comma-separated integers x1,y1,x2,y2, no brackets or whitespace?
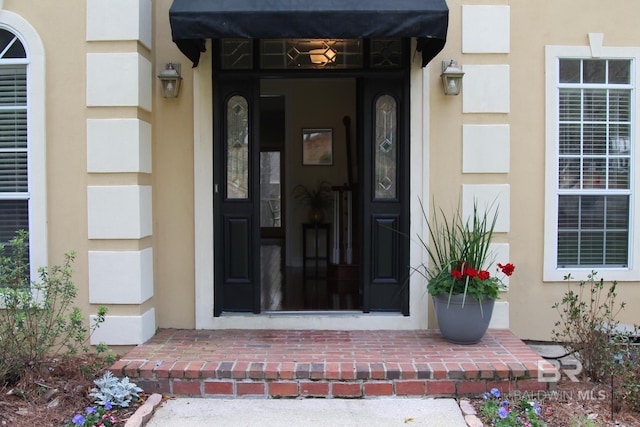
0,355,142,426
470,375,640,426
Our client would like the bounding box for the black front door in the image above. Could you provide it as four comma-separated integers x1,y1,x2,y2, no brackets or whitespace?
213,77,261,315
213,75,410,315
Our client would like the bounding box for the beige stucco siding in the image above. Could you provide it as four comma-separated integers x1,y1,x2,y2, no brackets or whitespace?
4,0,640,346
434,0,640,340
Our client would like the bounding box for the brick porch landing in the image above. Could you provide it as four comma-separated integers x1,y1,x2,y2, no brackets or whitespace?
110,329,552,398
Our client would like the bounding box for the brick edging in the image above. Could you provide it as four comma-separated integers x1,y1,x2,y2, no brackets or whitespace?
459,399,483,427
123,393,163,427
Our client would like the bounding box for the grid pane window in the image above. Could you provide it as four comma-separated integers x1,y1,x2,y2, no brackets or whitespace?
556,58,632,268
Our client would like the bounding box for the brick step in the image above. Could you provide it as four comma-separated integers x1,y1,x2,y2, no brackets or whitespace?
110,358,549,397
109,376,547,398
111,329,553,398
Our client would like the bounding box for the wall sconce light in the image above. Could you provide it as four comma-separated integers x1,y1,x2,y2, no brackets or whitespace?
158,63,182,98
441,60,464,96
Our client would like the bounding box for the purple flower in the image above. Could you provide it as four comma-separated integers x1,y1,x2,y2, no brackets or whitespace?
498,407,509,419
86,406,97,414
490,387,501,398
104,402,113,410
483,392,491,400
72,414,85,425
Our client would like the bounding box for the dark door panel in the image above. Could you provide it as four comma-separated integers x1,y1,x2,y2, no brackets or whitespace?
360,76,409,314
214,78,261,315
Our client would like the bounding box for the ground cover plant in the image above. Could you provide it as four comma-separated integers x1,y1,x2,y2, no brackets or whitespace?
480,387,545,426
473,272,640,426
0,231,144,425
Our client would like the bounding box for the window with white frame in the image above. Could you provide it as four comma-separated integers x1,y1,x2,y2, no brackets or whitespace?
0,29,29,257
0,15,47,285
545,44,640,281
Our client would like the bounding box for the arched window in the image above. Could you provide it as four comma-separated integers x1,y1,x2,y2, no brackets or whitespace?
0,13,46,283
0,29,29,250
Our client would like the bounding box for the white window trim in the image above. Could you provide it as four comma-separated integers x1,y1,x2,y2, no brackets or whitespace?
0,11,47,281
544,41,640,282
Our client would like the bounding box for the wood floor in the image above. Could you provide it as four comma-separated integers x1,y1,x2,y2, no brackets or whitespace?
260,239,360,311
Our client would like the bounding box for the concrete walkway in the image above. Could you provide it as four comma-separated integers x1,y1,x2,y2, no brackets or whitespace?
145,397,469,427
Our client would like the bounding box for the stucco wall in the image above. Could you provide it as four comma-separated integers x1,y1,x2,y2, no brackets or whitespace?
5,0,640,345
151,0,196,329
434,0,640,340
5,0,94,325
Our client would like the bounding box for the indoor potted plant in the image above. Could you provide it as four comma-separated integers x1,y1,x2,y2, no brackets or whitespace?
292,181,333,223
416,200,515,344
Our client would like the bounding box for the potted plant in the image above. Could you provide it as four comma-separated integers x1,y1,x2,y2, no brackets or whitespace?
416,200,515,344
292,181,333,223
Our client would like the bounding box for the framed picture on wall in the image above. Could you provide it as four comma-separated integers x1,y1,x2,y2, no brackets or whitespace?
302,128,333,165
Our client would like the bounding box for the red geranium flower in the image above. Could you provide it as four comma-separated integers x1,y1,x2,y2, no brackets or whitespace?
465,268,478,278
497,263,515,276
478,270,490,280
451,269,463,279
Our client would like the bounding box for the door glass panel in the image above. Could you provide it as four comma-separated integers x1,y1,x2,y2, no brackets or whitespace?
260,151,281,227
221,39,253,70
374,94,397,200
226,95,249,199
370,39,403,68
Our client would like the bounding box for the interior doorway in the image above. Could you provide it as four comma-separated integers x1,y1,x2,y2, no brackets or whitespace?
259,81,361,311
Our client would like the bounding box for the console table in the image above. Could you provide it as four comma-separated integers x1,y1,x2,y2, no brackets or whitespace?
302,223,330,280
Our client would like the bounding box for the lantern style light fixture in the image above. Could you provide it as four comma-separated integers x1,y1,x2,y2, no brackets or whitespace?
158,63,182,98
440,60,464,96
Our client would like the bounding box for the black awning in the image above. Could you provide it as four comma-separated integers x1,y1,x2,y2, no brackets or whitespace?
169,0,448,68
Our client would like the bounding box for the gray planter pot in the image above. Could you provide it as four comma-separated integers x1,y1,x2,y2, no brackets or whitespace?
432,293,495,345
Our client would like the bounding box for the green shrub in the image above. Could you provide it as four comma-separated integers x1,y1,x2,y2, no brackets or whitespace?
551,271,625,381
613,336,640,411
0,230,107,386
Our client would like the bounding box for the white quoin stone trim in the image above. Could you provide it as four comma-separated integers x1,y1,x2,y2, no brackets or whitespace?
86,53,152,112
462,65,510,113
87,119,152,173
489,302,509,329
462,5,510,54
87,185,152,239
86,0,152,49
90,308,156,346
462,184,511,233
462,124,510,173
89,248,154,304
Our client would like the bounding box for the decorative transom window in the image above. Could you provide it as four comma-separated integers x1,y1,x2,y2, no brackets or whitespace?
220,39,405,70
545,43,640,282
